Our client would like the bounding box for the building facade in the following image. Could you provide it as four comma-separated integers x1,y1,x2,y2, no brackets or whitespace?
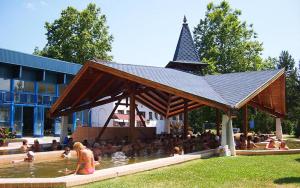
0,48,90,137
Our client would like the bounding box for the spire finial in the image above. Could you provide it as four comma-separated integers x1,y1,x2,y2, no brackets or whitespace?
183,15,187,24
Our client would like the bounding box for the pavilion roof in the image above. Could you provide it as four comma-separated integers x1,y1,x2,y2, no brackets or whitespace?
50,60,285,118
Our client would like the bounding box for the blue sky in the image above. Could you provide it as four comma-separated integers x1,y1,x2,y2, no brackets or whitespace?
0,0,299,67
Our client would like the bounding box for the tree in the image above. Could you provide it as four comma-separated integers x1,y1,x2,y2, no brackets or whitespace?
35,3,113,64
190,1,277,133
193,1,269,74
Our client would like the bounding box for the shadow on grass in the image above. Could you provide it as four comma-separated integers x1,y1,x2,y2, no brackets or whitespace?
295,158,300,163
274,177,300,184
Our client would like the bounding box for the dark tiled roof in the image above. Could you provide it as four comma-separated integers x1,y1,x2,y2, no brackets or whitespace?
97,61,283,108
172,19,200,64
204,69,283,107
0,48,81,75
98,62,228,105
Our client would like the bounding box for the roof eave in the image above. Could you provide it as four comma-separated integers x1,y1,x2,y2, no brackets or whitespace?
234,68,285,109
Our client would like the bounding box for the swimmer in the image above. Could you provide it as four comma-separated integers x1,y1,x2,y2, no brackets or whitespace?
61,147,71,159
20,140,29,153
12,151,35,163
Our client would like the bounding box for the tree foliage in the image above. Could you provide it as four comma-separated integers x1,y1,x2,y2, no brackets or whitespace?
34,3,113,64
189,1,289,133
193,1,271,74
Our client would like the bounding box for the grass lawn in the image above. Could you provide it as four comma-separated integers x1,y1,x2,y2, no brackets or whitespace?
77,154,300,188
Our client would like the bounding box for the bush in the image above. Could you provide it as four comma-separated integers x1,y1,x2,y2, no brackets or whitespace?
0,127,16,146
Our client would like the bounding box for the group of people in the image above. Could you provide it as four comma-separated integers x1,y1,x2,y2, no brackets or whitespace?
234,134,289,150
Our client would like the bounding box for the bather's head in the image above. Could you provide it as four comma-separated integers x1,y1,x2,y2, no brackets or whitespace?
73,142,85,152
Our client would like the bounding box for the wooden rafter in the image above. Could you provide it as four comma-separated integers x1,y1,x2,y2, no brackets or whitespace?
169,101,197,113
135,106,146,127
167,103,203,117
248,101,284,118
138,93,167,112
135,96,166,116
71,74,103,108
97,100,121,139
146,90,168,106
90,79,115,103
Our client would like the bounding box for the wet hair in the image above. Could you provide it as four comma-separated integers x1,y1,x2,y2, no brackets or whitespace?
73,142,85,150
23,140,28,145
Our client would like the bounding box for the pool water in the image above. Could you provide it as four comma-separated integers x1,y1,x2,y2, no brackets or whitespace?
0,149,23,155
0,153,168,178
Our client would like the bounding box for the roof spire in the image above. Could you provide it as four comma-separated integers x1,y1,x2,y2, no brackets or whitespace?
183,15,187,24
165,16,208,75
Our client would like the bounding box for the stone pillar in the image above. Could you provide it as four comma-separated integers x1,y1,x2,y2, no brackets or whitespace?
221,114,236,156
60,116,68,144
276,118,283,140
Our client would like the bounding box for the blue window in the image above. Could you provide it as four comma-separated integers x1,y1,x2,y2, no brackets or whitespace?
14,80,34,93
0,105,10,127
0,78,10,91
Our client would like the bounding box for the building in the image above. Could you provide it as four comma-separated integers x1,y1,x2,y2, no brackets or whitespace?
0,49,86,137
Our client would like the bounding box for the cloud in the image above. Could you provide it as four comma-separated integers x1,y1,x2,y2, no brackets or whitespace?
25,2,35,10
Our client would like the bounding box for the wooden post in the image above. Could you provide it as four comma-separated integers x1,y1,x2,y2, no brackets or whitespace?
129,93,136,142
216,109,221,136
135,105,146,127
97,100,121,139
183,100,188,138
242,104,248,136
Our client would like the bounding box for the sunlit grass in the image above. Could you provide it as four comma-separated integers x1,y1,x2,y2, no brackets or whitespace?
77,154,300,188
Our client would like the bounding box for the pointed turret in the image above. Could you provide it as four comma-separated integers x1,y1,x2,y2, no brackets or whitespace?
166,16,207,75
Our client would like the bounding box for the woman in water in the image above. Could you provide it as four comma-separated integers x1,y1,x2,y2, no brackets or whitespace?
73,142,95,175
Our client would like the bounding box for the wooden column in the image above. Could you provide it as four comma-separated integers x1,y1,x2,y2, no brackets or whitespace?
216,109,221,136
183,100,188,138
242,104,248,136
129,93,136,142
98,100,121,139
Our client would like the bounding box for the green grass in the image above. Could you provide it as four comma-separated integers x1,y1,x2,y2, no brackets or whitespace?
77,154,300,188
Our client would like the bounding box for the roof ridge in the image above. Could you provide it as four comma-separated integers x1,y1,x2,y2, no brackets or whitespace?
204,69,281,77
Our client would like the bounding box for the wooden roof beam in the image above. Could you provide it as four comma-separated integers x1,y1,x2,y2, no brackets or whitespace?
248,101,284,118
139,93,167,112
71,74,103,108
135,96,166,117
168,103,203,118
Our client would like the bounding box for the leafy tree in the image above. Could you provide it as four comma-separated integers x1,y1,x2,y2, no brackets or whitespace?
193,1,268,74
35,3,113,64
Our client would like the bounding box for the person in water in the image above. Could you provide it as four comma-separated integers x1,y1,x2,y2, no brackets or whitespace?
73,142,95,175
279,141,289,150
31,139,42,152
20,140,29,153
265,139,277,150
12,151,35,163
61,147,71,159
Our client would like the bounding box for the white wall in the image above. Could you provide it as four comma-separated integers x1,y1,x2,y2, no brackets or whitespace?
91,102,114,127
90,99,183,134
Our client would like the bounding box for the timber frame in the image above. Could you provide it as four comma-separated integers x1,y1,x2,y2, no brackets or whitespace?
50,60,286,139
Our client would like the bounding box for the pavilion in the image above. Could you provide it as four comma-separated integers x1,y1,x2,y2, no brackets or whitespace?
50,17,285,156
